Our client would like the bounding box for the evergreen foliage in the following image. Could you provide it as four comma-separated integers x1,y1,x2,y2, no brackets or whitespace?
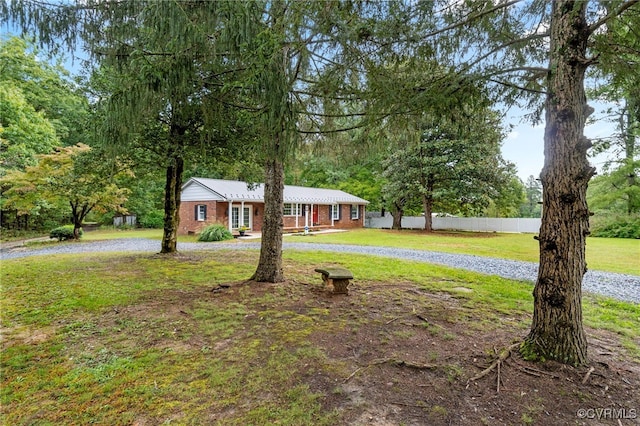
591,214,640,239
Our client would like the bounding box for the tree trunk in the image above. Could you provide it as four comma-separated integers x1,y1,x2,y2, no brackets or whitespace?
160,154,184,254
70,200,91,240
251,158,285,282
422,180,434,232
523,1,595,366
624,98,638,214
71,202,82,240
391,199,404,230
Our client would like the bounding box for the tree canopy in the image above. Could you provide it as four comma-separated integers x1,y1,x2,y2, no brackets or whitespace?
1,143,130,237
0,36,87,174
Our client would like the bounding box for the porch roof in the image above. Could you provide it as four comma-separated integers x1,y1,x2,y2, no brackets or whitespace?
185,178,369,205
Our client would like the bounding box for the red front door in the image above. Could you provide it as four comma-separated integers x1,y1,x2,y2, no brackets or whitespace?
312,206,319,225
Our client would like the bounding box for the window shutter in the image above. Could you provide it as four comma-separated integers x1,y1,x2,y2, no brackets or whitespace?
195,205,198,220
338,204,342,220
203,205,207,220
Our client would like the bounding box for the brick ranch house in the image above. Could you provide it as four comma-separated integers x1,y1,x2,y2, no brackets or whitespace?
179,178,370,235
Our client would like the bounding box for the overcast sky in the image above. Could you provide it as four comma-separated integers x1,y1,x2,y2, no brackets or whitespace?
502,104,616,182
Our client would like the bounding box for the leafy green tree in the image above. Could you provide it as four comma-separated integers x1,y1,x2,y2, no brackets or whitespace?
344,0,639,364
1,144,130,238
6,2,257,253
0,83,58,173
382,98,507,231
588,166,640,215
486,166,526,218
291,155,384,213
591,4,640,216
520,175,543,218
0,36,87,174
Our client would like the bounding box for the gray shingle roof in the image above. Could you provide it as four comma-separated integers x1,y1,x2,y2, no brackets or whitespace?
187,178,369,204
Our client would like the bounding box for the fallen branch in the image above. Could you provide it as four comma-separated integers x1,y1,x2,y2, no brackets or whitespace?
390,359,437,370
497,357,502,392
582,366,595,384
416,314,429,323
467,343,521,386
343,366,364,383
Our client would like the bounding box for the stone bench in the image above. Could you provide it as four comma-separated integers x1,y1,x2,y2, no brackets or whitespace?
314,267,353,294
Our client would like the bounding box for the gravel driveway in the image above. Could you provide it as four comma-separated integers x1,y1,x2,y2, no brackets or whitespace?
2,238,638,303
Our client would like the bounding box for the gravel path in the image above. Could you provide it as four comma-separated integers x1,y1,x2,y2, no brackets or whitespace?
2,238,639,303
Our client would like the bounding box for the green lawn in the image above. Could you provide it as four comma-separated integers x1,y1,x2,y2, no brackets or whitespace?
286,229,640,275
73,227,640,275
2,250,639,424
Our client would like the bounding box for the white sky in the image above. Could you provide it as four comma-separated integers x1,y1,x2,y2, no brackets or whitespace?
502,105,616,181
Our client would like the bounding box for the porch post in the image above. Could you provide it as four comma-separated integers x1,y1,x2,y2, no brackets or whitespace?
241,201,245,228
228,201,233,232
295,203,299,228
363,205,366,227
331,204,335,227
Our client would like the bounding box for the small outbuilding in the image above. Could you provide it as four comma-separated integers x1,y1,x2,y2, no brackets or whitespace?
179,178,369,235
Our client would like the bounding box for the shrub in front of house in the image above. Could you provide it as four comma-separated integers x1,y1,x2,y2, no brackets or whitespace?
197,224,234,242
50,225,83,241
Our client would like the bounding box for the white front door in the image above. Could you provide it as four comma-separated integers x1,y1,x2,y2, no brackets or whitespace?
231,205,252,229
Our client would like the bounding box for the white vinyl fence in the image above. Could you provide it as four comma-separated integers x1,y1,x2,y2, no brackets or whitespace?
366,214,541,233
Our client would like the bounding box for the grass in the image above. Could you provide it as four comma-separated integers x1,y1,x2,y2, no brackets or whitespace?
2,249,639,424
285,228,639,275
20,227,638,275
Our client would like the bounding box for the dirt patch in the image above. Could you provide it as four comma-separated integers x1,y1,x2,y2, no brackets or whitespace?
74,273,638,426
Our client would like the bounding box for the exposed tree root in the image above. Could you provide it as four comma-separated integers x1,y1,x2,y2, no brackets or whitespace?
344,358,437,382
466,343,521,392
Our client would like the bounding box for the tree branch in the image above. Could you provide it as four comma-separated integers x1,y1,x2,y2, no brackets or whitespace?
588,0,640,35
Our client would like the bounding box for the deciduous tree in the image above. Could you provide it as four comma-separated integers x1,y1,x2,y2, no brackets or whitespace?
1,143,129,238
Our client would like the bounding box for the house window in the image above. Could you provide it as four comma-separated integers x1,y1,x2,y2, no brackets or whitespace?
331,204,340,220
196,205,207,221
350,204,359,220
284,203,301,216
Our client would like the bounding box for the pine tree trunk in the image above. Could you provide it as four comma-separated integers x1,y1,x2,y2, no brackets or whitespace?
423,195,433,232
422,180,434,232
624,98,637,214
160,155,184,254
251,158,285,282
523,1,595,366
